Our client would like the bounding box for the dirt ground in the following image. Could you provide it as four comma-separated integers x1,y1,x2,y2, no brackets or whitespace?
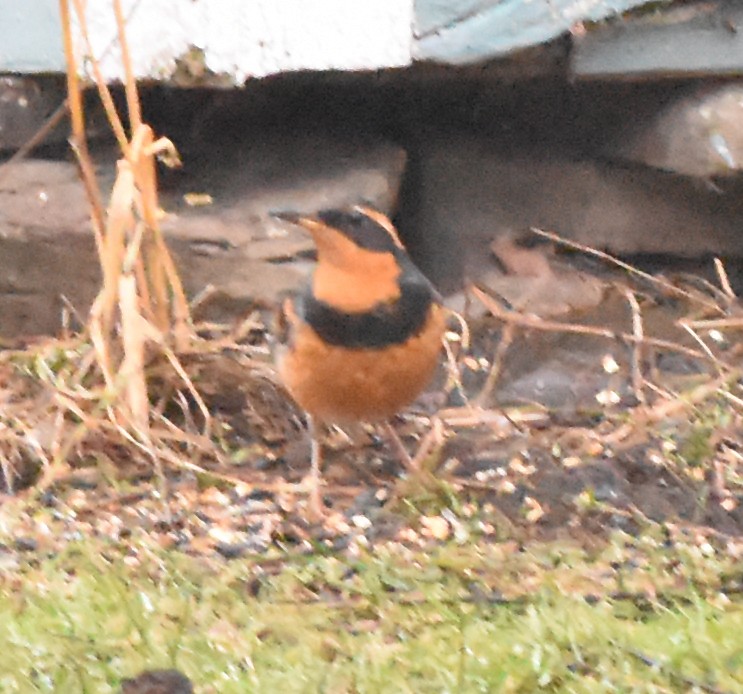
2,248,741,563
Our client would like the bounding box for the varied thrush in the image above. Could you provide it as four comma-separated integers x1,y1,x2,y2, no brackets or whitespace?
275,206,445,517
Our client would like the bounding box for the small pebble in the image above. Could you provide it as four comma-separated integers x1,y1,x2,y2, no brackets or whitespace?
420,515,450,541
200,487,230,506
39,491,57,508
351,515,372,530
208,526,239,544
247,488,274,502
14,537,38,552
214,542,250,559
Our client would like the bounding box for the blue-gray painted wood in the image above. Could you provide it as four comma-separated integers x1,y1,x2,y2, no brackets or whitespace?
414,0,494,37
414,0,660,65
0,0,64,72
0,0,674,76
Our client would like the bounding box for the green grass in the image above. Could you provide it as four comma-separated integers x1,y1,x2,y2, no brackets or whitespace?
1,529,742,693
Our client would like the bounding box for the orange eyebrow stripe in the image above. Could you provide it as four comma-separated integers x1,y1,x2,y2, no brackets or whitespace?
353,205,405,249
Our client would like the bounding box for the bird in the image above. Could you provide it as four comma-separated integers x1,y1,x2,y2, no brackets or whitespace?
274,205,446,517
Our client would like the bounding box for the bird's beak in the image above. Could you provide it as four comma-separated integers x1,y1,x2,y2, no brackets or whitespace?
273,211,328,239
273,211,354,267
272,211,305,225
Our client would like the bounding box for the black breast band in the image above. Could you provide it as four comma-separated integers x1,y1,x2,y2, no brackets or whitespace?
297,257,437,349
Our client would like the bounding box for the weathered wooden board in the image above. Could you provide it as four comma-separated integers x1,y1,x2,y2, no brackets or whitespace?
572,0,743,79
414,0,490,36
2,0,664,80
0,0,413,82
414,0,653,65
5,0,741,82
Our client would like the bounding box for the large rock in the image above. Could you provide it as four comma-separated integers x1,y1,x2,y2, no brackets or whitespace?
572,0,743,80
0,135,406,337
604,83,743,178
0,161,96,337
402,135,743,292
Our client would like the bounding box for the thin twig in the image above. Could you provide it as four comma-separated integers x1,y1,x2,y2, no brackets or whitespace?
679,322,723,375
714,257,736,300
605,371,725,444
677,272,733,306
719,389,743,412
475,323,514,407
0,100,69,187
531,227,720,312
471,286,718,365
623,287,645,403
683,317,743,331
442,339,468,406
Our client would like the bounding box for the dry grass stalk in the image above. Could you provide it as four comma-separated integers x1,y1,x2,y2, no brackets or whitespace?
0,2,138,188
59,0,192,439
0,1,263,493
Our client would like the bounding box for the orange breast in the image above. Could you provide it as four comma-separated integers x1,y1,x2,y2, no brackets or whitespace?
278,305,445,423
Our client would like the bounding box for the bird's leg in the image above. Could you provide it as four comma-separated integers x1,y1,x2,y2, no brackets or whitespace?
306,415,325,518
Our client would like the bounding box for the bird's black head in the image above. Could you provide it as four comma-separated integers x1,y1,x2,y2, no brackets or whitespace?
274,207,403,254
315,209,399,253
